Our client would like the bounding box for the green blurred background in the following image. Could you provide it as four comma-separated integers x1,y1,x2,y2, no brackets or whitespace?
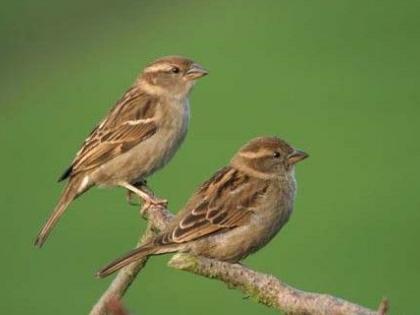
1,1,419,314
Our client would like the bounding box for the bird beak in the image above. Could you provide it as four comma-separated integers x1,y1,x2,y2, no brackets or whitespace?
185,63,208,80
287,150,309,165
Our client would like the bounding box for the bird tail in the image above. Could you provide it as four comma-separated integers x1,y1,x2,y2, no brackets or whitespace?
96,243,178,278
34,176,85,248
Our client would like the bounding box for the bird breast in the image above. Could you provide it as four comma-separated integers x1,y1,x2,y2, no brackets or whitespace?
91,98,190,186
127,97,190,180
155,98,190,167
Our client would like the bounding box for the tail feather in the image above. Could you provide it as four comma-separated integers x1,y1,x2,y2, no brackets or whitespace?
34,176,84,248
97,244,176,278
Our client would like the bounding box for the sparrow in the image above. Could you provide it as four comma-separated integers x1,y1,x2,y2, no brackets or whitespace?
97,136,308,278
34,56,208,248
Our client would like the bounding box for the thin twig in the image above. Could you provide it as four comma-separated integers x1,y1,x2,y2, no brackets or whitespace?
89,206,173,315
90,204,388,315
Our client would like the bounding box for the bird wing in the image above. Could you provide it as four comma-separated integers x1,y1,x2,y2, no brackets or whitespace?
154,167,269,245
59,86,159,179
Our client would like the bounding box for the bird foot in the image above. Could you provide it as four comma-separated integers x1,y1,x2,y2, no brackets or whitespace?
140,197,168,216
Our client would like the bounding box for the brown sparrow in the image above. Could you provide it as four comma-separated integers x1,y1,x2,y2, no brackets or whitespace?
97,136,308,277
34,56,208,248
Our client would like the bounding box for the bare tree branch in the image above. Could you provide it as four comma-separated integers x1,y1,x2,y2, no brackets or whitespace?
169,254,386,315
90,204,388,315
89,224,151,315
377,298,389,315
104,295,129,315
89,206,173,315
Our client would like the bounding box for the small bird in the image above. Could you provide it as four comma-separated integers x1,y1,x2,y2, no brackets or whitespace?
97,136,308,278
34,56,208,248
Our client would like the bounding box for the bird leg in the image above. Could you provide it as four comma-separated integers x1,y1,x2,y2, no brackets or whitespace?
126,180,147,207
121,182,168,213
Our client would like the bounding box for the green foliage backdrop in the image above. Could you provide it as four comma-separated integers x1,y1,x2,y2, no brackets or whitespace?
1,1,419,314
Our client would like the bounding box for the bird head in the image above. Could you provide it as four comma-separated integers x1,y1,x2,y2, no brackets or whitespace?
139,56,208,98
231,136,308,178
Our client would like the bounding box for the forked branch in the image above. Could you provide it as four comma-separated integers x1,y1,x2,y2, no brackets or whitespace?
90,205,388,315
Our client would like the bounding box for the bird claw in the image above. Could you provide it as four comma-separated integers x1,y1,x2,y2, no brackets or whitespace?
144,197,168,209
140,197,168,216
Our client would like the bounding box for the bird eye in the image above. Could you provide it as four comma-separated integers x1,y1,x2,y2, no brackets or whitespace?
273,152,281,159
171,67,180,74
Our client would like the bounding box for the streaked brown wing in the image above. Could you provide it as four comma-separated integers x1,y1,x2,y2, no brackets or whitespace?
62,86,159,178
155,167,269,245
71,120,157,174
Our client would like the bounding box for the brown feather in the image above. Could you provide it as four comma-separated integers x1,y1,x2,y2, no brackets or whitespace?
64,88,159,177
34,175,87,247
96,242,180,278
96,244,157,278
155,167,267,245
